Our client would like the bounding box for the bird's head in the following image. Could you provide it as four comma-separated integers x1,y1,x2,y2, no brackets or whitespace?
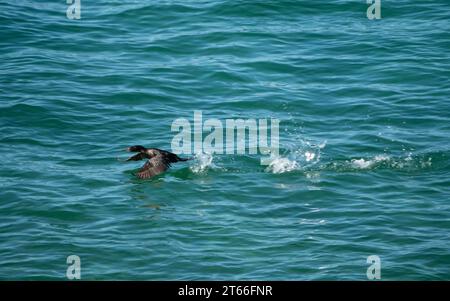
127,145,146,153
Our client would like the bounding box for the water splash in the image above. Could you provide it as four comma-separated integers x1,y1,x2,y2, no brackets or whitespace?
265,139,326,174
190,152,214,174
263,136,437,174
351,155,390,169
331,152,435,172
266,157,299,174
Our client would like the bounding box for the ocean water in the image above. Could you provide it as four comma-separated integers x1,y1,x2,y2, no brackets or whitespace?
1,0,449,280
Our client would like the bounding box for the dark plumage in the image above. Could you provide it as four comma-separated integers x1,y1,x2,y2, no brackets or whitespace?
126,145,191,179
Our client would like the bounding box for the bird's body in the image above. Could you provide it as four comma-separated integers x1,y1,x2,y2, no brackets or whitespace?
126,145,190,179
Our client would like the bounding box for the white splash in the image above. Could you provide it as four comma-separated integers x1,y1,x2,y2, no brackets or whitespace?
351,158,373,169
351,155,390,169
266,156,299,174
190,152,214,173
265,139,326,174
305,151,316,162
317,141,327,149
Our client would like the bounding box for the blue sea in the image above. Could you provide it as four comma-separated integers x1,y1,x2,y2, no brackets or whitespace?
0,0,449,280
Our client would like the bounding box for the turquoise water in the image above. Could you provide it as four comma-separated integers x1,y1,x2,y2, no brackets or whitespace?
1,0,449,280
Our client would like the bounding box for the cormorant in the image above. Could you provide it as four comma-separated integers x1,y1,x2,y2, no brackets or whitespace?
126,145,191,179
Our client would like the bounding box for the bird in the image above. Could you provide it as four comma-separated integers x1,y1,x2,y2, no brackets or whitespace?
125,145,191,179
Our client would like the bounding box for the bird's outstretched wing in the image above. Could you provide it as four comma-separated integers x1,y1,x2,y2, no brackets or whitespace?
126,153,148,161
136,155,170,179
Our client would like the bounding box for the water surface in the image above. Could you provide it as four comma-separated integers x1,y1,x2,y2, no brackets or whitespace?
0,0,449,279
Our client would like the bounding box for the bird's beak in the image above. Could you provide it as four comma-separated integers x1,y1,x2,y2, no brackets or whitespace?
125,147,131,152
